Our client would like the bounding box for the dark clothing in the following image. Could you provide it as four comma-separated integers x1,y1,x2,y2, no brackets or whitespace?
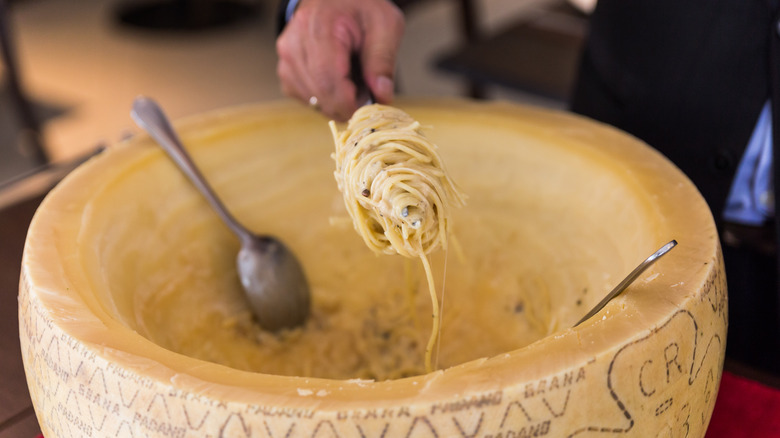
572,0,773,216
572,0,780,375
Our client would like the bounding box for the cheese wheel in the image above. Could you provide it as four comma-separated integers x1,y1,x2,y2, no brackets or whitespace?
19,98,726,437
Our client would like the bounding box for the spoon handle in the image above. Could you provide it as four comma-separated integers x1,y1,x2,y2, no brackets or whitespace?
573,240,677,327
131,96,251,242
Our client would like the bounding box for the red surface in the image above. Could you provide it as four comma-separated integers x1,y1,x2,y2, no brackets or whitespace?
32,371,780,438
706,371,780,437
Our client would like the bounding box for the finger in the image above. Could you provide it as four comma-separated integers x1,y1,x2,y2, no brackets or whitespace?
303,12,361,120
360,3,404,104
302,53,356,121
278,13,347,119
277,58,310,104
276,26,313,103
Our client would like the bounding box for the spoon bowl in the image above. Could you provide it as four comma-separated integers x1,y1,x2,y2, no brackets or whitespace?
131,96,310,331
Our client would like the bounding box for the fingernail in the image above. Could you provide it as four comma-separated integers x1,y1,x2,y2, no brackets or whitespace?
375,76,393,101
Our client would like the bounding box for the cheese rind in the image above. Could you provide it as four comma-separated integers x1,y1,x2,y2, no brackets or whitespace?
19,98,726,437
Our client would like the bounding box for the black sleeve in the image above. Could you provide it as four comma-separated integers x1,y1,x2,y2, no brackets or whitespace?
276,0,293,34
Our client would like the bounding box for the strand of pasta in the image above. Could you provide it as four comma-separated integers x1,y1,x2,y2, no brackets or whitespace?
330,104,465,373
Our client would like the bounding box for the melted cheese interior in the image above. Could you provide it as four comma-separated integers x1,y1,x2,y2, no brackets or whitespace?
75,103,657,381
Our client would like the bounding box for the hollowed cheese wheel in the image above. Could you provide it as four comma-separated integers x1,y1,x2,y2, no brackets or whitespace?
19,98,726,437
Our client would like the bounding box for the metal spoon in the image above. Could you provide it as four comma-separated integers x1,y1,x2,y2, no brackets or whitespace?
131,96,310,331
573,240,677,327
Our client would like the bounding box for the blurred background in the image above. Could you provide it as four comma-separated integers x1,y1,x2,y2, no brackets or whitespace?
6,2,780,437
0,2,589,434
0,0,589,194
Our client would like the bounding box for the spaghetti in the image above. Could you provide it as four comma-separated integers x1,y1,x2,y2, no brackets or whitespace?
330,104,466,372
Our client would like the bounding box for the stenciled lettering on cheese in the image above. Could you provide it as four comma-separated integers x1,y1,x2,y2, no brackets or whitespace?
57,402,93,437
431,390,503,414
246,405,317,418
484,420,551,438
78,384,121,415
132,412,187,438
337,406,413,421
524,367,586,399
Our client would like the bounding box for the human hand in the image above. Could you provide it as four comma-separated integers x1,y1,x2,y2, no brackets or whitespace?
276,0,405,121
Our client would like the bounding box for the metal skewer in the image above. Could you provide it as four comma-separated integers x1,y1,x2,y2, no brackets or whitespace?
573,240,678,327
